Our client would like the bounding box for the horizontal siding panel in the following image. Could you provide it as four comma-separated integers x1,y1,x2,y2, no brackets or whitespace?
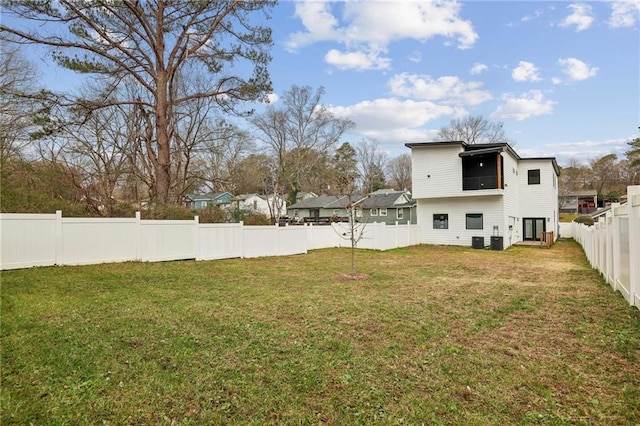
412,145,464,199
417,197,505,247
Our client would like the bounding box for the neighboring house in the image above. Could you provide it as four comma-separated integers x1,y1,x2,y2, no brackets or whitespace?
231,193,287,219
183,192,233,210
295,191,318,202
589,201,627,223
559,190,598,214
405,141,559,250
287,194,360,223
354,190,417,225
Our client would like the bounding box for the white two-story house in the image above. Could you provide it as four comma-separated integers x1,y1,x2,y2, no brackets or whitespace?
405,141,559,250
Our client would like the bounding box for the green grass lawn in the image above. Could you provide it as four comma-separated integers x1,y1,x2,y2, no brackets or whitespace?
2,241,639,425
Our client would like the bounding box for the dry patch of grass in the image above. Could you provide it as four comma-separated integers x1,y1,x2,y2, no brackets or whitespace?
2,240,639,425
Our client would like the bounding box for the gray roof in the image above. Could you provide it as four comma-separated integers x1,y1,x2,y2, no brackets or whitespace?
289,194,362,209
185,192,230,201
357,192,415,209
288,195,340,209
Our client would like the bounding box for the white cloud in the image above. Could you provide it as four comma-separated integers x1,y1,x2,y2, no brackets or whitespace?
267,93,279,103
608,1,640,28
325,48,391,71
331,98,456,128
329,97,464,141
470,63,488,75
491,90,556,121
559,3,594,31
558,57,598,81
521,9,544,23
526,137,633,165
408,51,422,63
388,73,492,106
512,61,542,82
285,2,341,51
286,1,478,70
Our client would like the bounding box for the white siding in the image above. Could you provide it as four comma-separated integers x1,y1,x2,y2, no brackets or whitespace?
410,142,559,249
412,145,465,199
502,153,521,245
417,196,505,247
518,159,559,239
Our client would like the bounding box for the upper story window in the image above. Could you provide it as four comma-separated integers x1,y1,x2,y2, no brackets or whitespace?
528,169,541,185
460,150,504,191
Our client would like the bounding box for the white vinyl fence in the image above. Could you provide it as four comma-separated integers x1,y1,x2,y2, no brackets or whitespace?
0,211,421,270
572,185,640,310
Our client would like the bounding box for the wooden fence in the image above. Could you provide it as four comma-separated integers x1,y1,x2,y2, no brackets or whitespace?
572,185,640,310
0,211,421,270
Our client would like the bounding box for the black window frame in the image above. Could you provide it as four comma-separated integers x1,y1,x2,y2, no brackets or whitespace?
433,213,449,229
465,213,483,230
528,169,541,185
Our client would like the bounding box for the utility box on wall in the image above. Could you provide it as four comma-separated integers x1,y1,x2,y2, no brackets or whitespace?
491,236,503,251
472,236,484,249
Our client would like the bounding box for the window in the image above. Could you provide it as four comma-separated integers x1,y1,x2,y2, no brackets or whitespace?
371,208,378,216
433,214,448,229
253,200,258,210
356,208,363,218
333,209,339,215
466,213,483,230
397,209,404,220
528,169,540,185
293,209,299,217
380,208,387,216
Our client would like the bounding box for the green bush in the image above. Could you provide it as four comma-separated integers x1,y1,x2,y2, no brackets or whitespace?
197,205,230,223
140,203,196,220
573,215,594,226
229,208,271,225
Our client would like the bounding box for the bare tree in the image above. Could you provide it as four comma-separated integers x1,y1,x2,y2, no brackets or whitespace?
387,153,412,193
0,46,41,160
589,154,625,199
356,139,387,194
195,118,255,194
1,1,275,203
332,169,366,276
438,115,509,144
251,85,355,203
62,102,133,215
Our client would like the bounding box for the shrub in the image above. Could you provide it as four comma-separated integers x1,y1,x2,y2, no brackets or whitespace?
574,215,594,226
141,203,195,220
197,206,230,223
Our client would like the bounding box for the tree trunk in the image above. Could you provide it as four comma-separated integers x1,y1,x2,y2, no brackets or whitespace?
154,4,171,204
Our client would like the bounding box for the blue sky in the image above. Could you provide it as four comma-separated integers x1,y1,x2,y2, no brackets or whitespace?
9,1,640,166
263,0,639,165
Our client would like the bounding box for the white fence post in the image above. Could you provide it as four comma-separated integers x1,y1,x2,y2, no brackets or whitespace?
605,209,614,286
629,186,640,307
55,210,63,266
611,204,621,293
135,211,142,261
